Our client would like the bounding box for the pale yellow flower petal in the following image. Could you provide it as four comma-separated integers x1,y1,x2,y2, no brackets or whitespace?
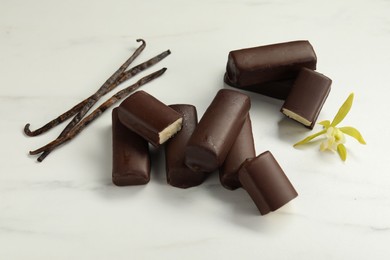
334,127,346,144
320,137,334,151
331,93,354,127
318,120,330,128
326,127,334,138
320,141,327,151
337,143,347,161
339,126,366,144
294,129,327,147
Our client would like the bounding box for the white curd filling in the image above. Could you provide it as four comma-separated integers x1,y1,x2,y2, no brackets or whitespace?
282,108,311,126
158,118,183,144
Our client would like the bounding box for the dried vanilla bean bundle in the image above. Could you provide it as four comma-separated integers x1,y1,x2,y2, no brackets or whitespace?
24,39,146,137
30,68,167,162
24,48,171,137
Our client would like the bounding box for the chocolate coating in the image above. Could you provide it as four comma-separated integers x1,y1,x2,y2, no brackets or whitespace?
281,68,332,129
112,108,150,186
117,91,183,147
224,40,317,99
238,151,298,215
219,114,255,190
185,89,251,173
165,105,207,188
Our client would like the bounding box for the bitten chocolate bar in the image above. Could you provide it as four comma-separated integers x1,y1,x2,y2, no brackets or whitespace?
224,40,317,99
118,91,183,147
219,114,255,190
165,105,207,188
238,151,298,215
112,108,151,186
185,89,250,173
281,68,332,129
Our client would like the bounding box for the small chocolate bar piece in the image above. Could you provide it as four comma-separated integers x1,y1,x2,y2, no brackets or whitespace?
224,40,317,99
281,68,332,129
185,89,251,173
219,114,255,190
112,108,150,186
238,151,298,215
118,91,183,147
165,105,207,188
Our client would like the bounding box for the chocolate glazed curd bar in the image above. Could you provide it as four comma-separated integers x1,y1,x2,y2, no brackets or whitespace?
224,40,317,99
219,114,255,190
165,105,207,188
281,68,332,129
238,151,298,215
117,91,183,147
112,108,151,186
185,89,251,173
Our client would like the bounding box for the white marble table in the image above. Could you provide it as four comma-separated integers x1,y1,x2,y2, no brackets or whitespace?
2,0,390,259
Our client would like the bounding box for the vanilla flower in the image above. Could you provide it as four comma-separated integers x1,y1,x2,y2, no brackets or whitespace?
294,93,366,161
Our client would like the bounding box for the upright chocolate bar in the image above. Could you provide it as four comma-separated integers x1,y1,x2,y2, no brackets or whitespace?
112,108,151,186
118,91,183,147
185,89,250,173
219,114,255,190
165,105,207,188
238,151,298,215
281,68,332,129
224,40,317,99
